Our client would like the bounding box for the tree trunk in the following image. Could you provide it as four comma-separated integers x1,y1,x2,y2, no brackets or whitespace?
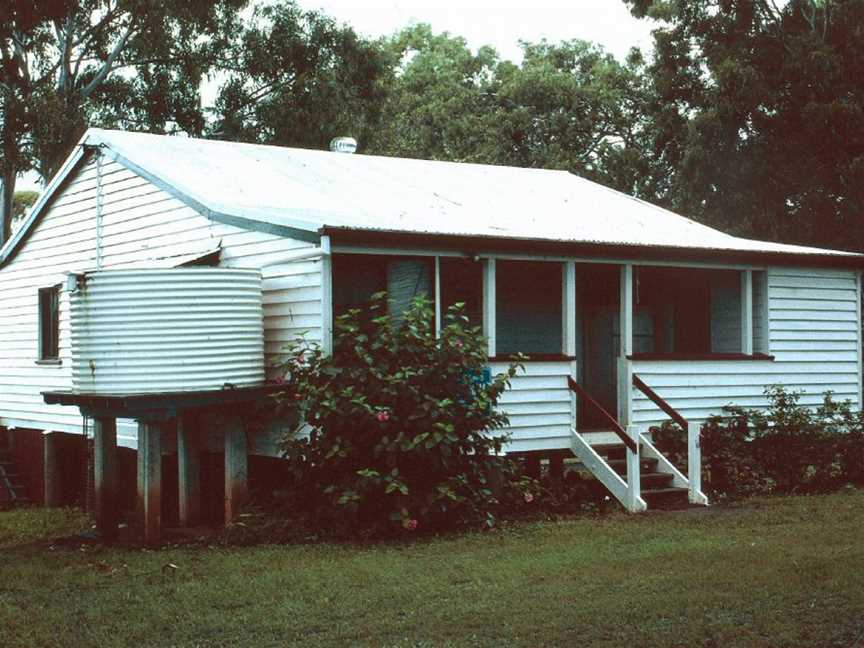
0,168,15,248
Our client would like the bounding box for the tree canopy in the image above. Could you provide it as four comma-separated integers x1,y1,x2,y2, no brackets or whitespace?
208,2,391,150
367,25,661,200
11,189,37,233
0,0,249,244
0,0,389,246
3,1,864,252
624,0,864,250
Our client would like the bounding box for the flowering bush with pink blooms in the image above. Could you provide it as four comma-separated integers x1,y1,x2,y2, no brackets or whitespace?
273,294,523,537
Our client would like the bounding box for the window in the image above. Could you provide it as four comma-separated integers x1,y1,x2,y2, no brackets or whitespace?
38,286,60,361
634,267,744,355
332,254,433,325
752,270,769,354
496,260,562,355
439,257,483,327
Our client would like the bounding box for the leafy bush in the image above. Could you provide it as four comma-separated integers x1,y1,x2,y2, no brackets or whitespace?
272,294,523,537
653,386,864,501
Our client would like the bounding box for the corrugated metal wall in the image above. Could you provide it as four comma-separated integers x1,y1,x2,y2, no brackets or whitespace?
69,269,264,393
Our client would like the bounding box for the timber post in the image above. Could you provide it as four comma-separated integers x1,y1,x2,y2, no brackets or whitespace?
177,415,201,527
625,424,642,511
224,411,248,524
549,453,565,481
93,417,118,541
687,421,708,505
137,421,163,546
43,432,62,507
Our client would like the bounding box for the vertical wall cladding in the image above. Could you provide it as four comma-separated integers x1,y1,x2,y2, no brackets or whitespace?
0,154,320,447
631,267,862,428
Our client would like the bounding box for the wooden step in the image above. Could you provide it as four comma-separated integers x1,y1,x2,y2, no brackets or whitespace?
642,486,689,509
591,443,628,460
640,472,676,488
606,457,659,473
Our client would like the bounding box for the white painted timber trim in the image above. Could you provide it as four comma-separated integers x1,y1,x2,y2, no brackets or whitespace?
620,264,633,357
95,152,104,270
741,269,754,354
618,265,634,426
434,256,442,338
762,268,772,355
563,262,576,356
687,421,709,506
570,428,646,512
261,246,329,274
483,258,496,356
625,424,643,512
331,245,767,271
858,270,863,410
320,235,333,355
639,431,689,490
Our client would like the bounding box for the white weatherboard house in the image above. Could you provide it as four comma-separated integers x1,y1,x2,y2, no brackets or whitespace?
1,128,862,537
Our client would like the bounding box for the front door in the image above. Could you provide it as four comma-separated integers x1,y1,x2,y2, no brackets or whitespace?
580,307,654,429
580,307,618,430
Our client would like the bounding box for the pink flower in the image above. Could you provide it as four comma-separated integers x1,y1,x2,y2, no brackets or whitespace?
524,493,534,503
376,409,390,423
403,518,419,531
454,339,463,348
274,376,285,385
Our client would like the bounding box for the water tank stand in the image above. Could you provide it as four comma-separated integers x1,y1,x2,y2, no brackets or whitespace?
41,385,289,545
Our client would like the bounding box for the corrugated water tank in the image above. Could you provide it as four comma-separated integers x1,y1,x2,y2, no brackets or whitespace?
70,268,265,394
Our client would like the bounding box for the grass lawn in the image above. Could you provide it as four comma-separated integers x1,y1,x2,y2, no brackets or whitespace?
2,492,863,647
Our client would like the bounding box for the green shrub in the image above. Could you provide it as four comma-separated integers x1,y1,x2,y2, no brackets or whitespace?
272,294,523,537
653,386,864,501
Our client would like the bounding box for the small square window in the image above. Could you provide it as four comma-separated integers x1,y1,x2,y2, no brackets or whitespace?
38,286,60,361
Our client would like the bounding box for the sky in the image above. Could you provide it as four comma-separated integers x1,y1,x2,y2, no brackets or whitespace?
18,1,657,192
297,0,657,62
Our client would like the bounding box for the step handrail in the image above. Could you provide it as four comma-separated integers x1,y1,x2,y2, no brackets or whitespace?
632,374,688,430
631,373,708,506
567,376,637,454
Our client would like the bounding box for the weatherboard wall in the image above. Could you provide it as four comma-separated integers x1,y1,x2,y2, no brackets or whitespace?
2,152,861,453
490,360,574,452
0,154,320,447
631,267,862,428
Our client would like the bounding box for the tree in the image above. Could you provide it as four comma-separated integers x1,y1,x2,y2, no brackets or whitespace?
489,40,664,199
368,25,661,199
11,189,38,234
208,3,391,151
625,0,864,250
365,24,502,163
0,0,247,246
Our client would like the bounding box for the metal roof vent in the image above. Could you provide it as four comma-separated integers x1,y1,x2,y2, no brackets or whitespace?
329,136,357,154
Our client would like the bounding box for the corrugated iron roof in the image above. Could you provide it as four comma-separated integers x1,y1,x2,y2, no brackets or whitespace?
3,128,861,267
